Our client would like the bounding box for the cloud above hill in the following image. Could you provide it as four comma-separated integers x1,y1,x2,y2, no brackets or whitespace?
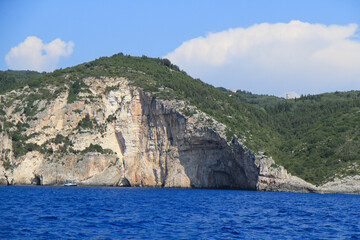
166,21,360,96
5,36,74,72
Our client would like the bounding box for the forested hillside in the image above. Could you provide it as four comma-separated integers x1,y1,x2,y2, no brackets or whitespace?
1,53,359,185
0,70,42,94
222,88,360,184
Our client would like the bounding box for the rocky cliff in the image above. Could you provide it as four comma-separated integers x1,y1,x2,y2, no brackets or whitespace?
0,75,331,192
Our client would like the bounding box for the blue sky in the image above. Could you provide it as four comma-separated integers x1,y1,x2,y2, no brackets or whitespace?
1,0,360,96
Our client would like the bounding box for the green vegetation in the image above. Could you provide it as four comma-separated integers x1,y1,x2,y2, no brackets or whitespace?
68,79,87,103
1,53,359,185
2,159,12,170
218,88,284,109
0,70,42,94
81,144,114,154
9,122,43,158
263,92,360,184
1,150,12,170
76,114,95,129
104,85,118,95
222,88,360,184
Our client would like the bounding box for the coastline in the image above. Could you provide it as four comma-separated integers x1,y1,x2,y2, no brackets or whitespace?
1,183,359,195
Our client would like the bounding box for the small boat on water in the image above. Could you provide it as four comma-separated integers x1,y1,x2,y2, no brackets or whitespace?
64,182,77,187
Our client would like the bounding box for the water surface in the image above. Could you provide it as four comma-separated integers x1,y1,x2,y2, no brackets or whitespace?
0,186,359,239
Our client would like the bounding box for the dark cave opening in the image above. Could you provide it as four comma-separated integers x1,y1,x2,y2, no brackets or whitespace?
32,176,41,185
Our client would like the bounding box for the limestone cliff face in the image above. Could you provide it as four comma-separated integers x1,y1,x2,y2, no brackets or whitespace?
319,176,360,194
255,156,317,193
0,76,315,192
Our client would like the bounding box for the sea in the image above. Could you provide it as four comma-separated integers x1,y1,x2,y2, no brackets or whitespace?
0,186,359,239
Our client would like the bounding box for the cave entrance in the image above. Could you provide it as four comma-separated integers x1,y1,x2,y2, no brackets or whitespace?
32,176,41,185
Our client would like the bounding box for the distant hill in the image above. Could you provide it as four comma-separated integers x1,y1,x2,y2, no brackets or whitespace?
0,70,42,94
217,88,284,109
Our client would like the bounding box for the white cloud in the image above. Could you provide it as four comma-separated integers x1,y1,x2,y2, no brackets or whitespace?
166,21,360,96
5,36,74,72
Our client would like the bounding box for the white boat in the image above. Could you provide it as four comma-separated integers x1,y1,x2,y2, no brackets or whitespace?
64,182,77,187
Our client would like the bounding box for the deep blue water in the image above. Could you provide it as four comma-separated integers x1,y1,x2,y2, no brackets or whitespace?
0,187,360,239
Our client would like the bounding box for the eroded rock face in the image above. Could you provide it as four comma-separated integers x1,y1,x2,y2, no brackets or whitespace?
0,76,318,192
319,176,360,194
111,85,281,190
255,156,317,192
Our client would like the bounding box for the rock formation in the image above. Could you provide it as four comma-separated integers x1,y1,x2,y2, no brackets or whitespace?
0,76,347,193
319,176,360,194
